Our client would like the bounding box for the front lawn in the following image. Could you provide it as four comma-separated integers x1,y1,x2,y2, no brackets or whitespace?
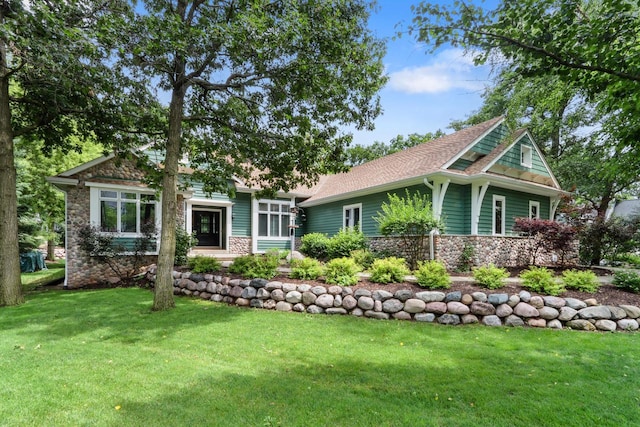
0,288,638,426
20,260,65,291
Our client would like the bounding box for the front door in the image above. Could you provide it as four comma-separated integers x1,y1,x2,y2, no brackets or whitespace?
193,210,221,247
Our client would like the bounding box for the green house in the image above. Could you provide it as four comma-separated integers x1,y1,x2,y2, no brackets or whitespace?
49,116,566,287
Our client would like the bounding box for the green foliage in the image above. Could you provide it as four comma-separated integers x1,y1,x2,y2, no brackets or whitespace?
299,233,330,260
612,270,640,293
323,257,360,286
520,266,565,296
187,256,222,274
373,190,443,269
612,253,640,268
289,258,324,280
369,257,410,284
175,227,198,266
345,131,445,166
350,249,375,270
17,208,44,253
472,264,509,290
265,248,289,262
326,228,368,260
456,243,475,272
561,269,600,293
415,260,451,289
229,254,280,280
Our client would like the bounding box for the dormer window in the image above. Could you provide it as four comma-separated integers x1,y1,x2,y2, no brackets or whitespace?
521,145,533,168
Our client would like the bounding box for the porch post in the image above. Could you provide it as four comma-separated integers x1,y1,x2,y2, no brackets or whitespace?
471,181,490,235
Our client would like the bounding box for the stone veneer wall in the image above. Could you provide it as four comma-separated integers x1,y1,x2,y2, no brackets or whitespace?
149,268,640,332
229,237,252,255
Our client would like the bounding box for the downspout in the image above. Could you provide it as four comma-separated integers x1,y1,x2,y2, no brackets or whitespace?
429,228,440,260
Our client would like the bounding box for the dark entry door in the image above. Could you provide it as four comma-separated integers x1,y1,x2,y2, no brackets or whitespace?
193,211,221,247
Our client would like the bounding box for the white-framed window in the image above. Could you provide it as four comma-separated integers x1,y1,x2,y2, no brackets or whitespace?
257,200,291,238
529,201,540,219
90,186,158,235
520,145,533,168
493,195,506,235
343,203,362,230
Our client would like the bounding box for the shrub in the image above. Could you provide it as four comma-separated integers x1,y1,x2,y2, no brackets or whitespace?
175,227,198,266
472,264,509,289
299,233,330,259
290,258,324,280
561,269,600,293
415,260,451,289
187,256,222,273
350,249,375,270
612,270,640,293
513,218,577,266
456,243,475,272
520,266,565,296
324,257,360,286
326,228,368,259
228,254,279,279
265,248,289,263
369,257,410,284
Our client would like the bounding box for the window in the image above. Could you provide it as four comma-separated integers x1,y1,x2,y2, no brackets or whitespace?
520,145,533,168
343,204,362,230
97,189,156,234
529,201,540,219
257,200,290,237
493,195,506,235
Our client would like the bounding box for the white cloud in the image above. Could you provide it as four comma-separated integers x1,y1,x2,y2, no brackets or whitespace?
388,49,487,94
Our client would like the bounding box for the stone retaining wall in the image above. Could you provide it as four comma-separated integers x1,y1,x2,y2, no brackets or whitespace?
149,269,640,332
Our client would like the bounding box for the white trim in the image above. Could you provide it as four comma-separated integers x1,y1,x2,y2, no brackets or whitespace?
521,145,533,168
442,117,506,169
85,182,156,193
492,195,506,236
46,177,79,188
550,198,561,220
252,198,292,253
426,178,450,221
343,203,363,229
471,181,490,235
185,198,233,252
529,200,541,219
59,153,115,177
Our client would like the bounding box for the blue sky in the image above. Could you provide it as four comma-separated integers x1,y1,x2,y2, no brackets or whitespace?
349,0,498,146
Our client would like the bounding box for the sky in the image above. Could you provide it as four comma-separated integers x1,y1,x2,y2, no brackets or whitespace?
349,0,498,146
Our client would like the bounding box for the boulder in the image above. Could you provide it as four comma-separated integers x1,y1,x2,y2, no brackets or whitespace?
578,306,611,320
527,318,547,328
470,301,496,316
606,306,628,320
495,304,513,318
357,296,375,310
513,302,539,318
447,301,470,315
326,308,347,315
547,319,563,329
482,315,502,327
558,306,578,321
302,291,317,305
543,296,566,309
265,281,283,291
620,305,640,319
617,319,639,331
488,293,509,305
275,301,292,312
404,298,427,314
285,291,302,304
415,313,436,322
342,295,357,310
445,291,462,302
504,315,525,327
306,305,324,314
437,314,461,325
471,292,487,302
566,319,597,331
538,306,560,320
425,302,448,314
372,290,394,301
394,289,414,302
529,296,544,309
564,297,587,310
241,287,257,299
315,294,335,309
392,311,412,320
595,319,617,332
415,291,445,302
382,299,404,314
365,310,390,320
461,314,479,324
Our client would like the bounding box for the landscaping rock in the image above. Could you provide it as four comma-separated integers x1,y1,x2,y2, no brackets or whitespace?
190,273,205,283
310,285,327,295
461,294,474,305
445,291,462,302
425,302,448,314
357,296,375,310
508,295,520,307
275,301,292,311
567,319,597,331
529,296,544,309
471,292,487,302
250,278,268,288
543,296,566,308
282,283,297,293
342,287,353,296
584,298,598,306
495,304,513,318
374,300,383,312
513,302,539,318
196,281,207,292
620,305,640,319
350,308,364,317
271,289,285,301
326,307,347,315
470,301,496,316
328,285,343,295
447,301,470,315
595,319,617,332
547,319,563,329
393,311,412,320
564,297,587,310
263,299,277,310
558,307,578,321
382,299,404,313
607,306,628,320
206,282,218,294
354,288,372,298
394,289,414,302
285,291,302,304
241,287,257,299
211,294,223,303
342,295,357,310
372,290,393,301
527,318,546,328
538,306,560,320
578,306,611,320
461,314,479,324
482,315,502,326
437,314,461,325
519,290,531,302
617,319,639,331
250,299,263,308
298,284,312,293
415,291,445,302
505,315,525,327
488,293,508,305
235,298,250,307
404,298,426,314
306,305,324,314
415,313,436,322
315,294,335,309
229,285,243,298
302,291,317,305
334,295,342,307
365,310,389,320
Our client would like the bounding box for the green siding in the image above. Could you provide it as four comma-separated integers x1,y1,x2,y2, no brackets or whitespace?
304,184,429,237
449,158,473,171
478,187,550,235
496,135,551,177
112,237,158,252
467,122,509,156
257,240,291,251
232,192,252,237
441,184,470,234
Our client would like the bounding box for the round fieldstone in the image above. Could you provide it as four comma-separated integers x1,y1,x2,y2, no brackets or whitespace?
482,315,502,326
315,294,335,309
211,294,224,303
228,278,242,287
293,303,306,312
326,307,347,315
461,314,479,324
543,296,566,309
275,301,292,311
519,290,531,302
567,319,597,331
374,300,383,312
508,295,520,307
184,279,197,291
342,295,357,310
302,291,317,305
437,314,461,325
415,313,436,322
488,293,509,305
365,310,390,320
558,306,578,321
328,285,343,295
256,287,271,299
394,289,414,302
196,281,208,292
282,283,297,293
529,296,544,309
285,291,302,304
250,299,264,308
382,298,404,313
306,305,324,314
235,298,250,307
372,290,394,301
298,284,312,293
527,318,546,328
241,287,257,299
513,302,539,318
415,291,445,302
538,306,560,320
263,299,277,310
617,319,639,331
470,301,496,316
461,294,474,305
578,306,611,320
333,295,343,307
404,298,427,314
350,307,364,317
564,297,587,310
229,285,243,298
447,301,470,315
393,311,412,320
271,289,285,301
250,278,268,288
205,282,218,293
595,319,617,331
505,315,525,327
357,296,375,310
620,305,640,319
584,298,598,306
606,306,627,320
190,273,205,283
354,288,372,298
445,291,462,302
218,285,230,295
425,301,448,314
471,292,487,302
547,319,563,329
199,292,212,300
265,281,283,291
495,303,513,318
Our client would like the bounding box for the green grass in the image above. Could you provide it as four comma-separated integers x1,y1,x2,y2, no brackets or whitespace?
1,288,639,427
20,260,65,290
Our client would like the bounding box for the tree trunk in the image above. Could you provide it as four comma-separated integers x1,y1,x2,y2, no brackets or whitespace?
0,33,24,306
47,219,56,261
152,85,186,311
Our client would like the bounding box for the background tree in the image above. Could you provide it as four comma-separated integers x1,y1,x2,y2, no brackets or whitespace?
119,0,387,311
346,131,445,165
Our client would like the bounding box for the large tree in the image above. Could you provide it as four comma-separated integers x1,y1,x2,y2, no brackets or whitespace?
0,0,156,306
120,1,387,310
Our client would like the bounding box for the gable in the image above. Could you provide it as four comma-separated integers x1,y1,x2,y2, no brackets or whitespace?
447,121,509,171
